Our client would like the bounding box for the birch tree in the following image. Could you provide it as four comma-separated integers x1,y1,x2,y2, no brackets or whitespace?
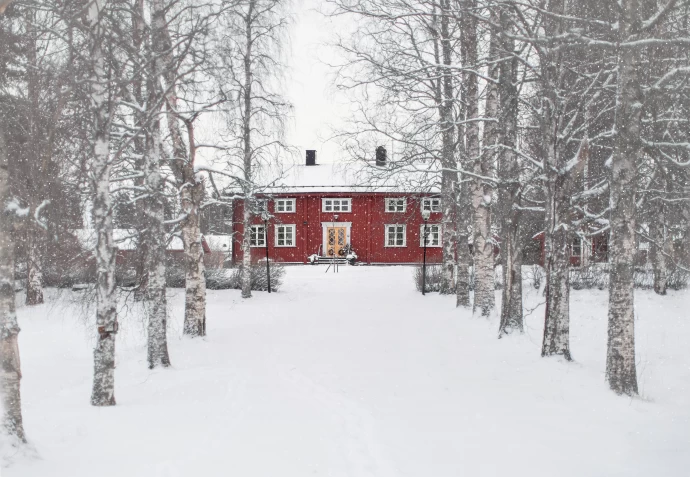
143,0,172,368
84,0,118,406
0,118,26,443
471,3,498,316
495,4,523,335
141,0,218,336
327,0,464,296
215,0,292,299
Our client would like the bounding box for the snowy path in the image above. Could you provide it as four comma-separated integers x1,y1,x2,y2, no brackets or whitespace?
5,266,690,476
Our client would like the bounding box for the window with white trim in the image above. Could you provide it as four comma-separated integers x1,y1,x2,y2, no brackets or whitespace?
420,224,442,247
275,224,296,247
275,198,296,213
385,198,406,213
322,198,352,212
571,237,582,257
250,225,266,247
421,198,441,212
385,224,406,247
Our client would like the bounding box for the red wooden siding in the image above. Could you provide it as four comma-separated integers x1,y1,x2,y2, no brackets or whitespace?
232,193,444,265
533,232,609,267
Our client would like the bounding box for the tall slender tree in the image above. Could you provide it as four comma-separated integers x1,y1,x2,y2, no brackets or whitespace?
0,117,26,443
85,0,118,406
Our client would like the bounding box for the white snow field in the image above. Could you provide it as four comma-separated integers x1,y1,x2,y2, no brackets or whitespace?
5,266,690,477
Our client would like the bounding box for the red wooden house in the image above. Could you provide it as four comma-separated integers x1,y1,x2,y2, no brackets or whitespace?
532,231,610,267
231,152,444,265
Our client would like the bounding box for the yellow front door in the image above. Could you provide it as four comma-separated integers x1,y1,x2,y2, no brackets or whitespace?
326,227,347,257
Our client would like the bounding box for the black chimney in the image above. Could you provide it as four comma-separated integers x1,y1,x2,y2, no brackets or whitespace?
376,146,387,166
306,150,316,166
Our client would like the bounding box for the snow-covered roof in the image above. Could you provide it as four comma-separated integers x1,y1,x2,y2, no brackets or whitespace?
204,235,232,252
264,161,440,194
73,229,186,251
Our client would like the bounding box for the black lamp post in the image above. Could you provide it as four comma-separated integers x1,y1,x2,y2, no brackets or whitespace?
421,208,430,295
262,210,271,293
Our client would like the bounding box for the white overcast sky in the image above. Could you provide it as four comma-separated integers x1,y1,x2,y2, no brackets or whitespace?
283,0,350,165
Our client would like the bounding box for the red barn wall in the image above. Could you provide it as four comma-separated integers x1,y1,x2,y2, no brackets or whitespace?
232,193,444,265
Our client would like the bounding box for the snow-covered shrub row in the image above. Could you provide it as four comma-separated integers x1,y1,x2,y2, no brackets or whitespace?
163,262,286,291
570,264,688,290
414,265,504,293
414,263,687,294
206,262,285,291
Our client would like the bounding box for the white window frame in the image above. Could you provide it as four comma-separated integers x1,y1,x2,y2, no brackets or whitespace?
419,224,442,247
249,224,266,247
571,237,582,257
421,198,441,213
322,198,352,213
275,198,296,213
385,197,406,213
385,224,407,247
275,224,296,247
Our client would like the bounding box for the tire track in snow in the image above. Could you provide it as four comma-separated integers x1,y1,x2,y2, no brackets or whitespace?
278,364,398,477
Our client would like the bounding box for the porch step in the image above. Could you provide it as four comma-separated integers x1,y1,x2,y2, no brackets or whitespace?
316,256,348,264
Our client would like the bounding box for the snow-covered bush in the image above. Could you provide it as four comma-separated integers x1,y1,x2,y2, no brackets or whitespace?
413,264,445,293
414,264,502,293
166,266,186,288
569,263,688,290
206,261,285,291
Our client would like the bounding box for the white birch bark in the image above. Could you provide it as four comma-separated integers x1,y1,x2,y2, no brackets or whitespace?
437,0,457,295
651,207,669,295
132,0,148,303
539,0,572,359
179,131,206,336
145,0,172,367
143,128,171,368
497,11,523,336
241,201,253,298
0,122,26,442
87,0,117,407
468,0,495,316
455,1,476,308
25,231,43,306
240,0,256,299
156,6,207,336
606,4,640,394
455,173,471,308
24,12,44,307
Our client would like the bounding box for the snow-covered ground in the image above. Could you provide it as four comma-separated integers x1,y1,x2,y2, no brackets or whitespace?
4,266,690,476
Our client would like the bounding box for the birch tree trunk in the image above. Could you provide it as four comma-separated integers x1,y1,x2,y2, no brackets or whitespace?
0,123,26,442
24,11,44,306
145,0,172,368
464,0,494,316
143,128,171,368
88,0,117,407
539,0,572,359
651,206,669,295
132,0,148,303
157,5,207,336
497,12,523,336
437,0,457,295
240,0,256,299
455,155,471,307
25,229,44,306
179,137,206,336
241,202,253,298
460,0,482,311
606,4,641,394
